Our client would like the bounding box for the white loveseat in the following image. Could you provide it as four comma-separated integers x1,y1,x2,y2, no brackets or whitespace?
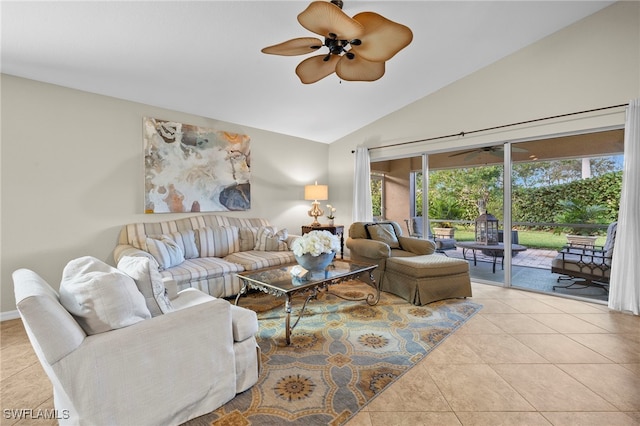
113,213,299,298
13,256,260,426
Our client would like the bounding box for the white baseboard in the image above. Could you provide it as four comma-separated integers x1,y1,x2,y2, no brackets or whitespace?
1,310,20,321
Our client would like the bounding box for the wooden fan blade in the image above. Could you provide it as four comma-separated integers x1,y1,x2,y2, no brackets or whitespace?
262,37,323,56
335,55,385,82
351,12,413,62
295,54,340,84
298,1,364,40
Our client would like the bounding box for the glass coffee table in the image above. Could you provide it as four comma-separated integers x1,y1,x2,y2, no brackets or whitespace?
235,260,378,345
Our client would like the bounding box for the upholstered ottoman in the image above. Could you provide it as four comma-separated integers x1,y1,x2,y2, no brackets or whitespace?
382,254,472,305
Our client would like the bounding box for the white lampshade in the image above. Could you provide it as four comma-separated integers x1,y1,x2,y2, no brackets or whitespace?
304,183,328,201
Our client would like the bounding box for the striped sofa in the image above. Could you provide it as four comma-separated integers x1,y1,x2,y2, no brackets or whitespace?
113,214,298,298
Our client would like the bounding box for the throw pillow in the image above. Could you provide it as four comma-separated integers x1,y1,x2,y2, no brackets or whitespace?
238,227,261,252
145,236,185,270
59,256,151,335
168,229,199,259
196,226,240,258
117,256,174,317
365,223,401,249
254,227,288,251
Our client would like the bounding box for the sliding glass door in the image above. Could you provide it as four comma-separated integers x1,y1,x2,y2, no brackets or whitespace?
507,131,623,301
427,147,506,286
371,127,624,302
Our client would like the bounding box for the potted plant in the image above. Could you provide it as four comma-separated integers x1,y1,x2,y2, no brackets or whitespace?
326,204,336,226
554,199,608,247
430,196,462,238
433,223,455,239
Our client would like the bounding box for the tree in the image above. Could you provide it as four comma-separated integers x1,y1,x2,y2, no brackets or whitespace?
512,156,620,188
371,176,382,218
429,165,503,222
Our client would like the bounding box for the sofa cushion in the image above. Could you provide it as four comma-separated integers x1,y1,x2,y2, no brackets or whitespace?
365,223,401,249
59,256,151,335
386,255,469,277
196,226,240,258
551,253,610,279
145,236,185,270
254,227,288,251
117,256,174,317
224,250,296,271
160,257,244,284
168,229,199,259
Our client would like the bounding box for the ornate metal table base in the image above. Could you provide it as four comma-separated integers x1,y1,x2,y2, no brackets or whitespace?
235,262,378,345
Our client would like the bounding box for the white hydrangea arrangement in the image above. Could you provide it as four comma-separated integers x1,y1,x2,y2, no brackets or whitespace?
291,230,340,257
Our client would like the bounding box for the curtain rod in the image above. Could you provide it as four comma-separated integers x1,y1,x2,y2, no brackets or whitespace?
351,103,627,153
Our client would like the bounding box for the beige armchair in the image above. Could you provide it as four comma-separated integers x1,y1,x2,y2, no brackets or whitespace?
346,221,471,305
346,221,436,282
13,262,260,426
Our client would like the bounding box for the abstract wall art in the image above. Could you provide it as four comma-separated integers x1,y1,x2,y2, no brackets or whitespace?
143,117,251,213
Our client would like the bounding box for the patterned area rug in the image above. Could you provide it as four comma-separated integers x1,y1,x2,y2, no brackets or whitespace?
184,281,482,426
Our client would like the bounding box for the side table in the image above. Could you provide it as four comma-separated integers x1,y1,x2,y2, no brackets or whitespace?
301,224,345,259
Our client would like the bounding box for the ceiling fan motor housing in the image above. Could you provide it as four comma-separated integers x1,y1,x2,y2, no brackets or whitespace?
324,34,360,60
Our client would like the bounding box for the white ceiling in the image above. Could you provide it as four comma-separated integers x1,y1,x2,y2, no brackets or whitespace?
1,1,614,144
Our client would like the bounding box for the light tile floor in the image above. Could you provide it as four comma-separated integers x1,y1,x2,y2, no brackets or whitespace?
2,282,638,426
346,282,640,426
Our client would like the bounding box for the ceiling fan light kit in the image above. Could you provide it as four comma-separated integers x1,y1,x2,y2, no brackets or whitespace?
261,0,413,84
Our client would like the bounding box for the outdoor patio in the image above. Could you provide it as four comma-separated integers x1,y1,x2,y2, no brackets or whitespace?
444,246,609,303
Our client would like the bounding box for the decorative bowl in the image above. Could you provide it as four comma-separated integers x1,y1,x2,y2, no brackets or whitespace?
294,251,335,271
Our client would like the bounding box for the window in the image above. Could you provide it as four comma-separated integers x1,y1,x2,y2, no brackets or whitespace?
410,170,423,217
371,173,384,221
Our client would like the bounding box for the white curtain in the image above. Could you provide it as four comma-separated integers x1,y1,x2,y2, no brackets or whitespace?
353,145,373,222
609,98,640,315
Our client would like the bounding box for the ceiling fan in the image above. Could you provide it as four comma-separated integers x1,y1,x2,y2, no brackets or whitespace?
449,145,529,160
261,0,413,84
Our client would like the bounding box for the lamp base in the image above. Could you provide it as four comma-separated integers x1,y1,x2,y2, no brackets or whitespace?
308,201,324,227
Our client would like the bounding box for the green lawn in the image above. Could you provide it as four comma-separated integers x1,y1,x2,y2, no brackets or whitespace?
452,228,606,250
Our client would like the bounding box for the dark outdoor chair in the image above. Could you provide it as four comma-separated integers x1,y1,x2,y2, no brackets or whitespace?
404,217,457,255
551,221,617,292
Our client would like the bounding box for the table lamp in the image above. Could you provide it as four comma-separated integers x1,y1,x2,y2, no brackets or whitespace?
304,181,328,226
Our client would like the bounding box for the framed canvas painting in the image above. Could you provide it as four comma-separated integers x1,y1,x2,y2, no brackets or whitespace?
143,117,250,213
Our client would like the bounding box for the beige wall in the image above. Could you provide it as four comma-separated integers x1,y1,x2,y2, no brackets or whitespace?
2,2,639,316
382,159,412,226
329,1,639,226
1,75,328,315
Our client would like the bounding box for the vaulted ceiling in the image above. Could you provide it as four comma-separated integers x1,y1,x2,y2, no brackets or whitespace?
1,1,615,143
